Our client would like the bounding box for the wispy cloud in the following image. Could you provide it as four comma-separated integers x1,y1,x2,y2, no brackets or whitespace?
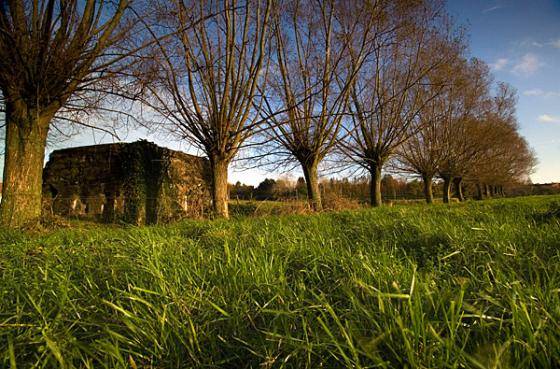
490,58,509,71
550,39,560,48
538,114,560,123
514,39,544,49
512,54,542,76
524,89,544,96
483,5,503,13
524,89,560,98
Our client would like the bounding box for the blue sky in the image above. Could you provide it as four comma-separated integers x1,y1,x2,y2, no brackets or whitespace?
3,0,559,186
446,0,560,183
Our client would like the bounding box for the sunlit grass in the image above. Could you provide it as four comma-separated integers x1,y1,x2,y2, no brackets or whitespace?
1,196,559,368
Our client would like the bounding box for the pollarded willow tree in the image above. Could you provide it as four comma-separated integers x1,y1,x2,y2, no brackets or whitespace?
0,0,133,227
394,47,467,204
396,103,445,204
436,58,494,203
464,83,536,197
340,0,458,207
258,0,376,211
139,0,272,218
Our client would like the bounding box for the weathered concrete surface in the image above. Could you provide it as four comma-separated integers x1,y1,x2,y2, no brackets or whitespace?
42,140,211,224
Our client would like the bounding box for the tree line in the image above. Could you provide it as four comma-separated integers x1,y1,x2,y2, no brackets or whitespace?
0,0,536,226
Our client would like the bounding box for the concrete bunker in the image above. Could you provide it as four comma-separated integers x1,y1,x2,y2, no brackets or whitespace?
42,140,212,224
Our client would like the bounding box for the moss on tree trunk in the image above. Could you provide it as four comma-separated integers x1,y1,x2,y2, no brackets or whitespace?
0,104,50,227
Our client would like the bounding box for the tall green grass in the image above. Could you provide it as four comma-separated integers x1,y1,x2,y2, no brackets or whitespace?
1,196,559,368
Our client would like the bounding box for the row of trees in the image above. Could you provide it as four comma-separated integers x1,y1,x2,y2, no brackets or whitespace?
231,176,442,202
0,0,535,226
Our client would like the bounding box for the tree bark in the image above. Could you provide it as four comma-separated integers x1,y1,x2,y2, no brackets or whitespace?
453,177,464,202
422,174,434,204
302,162,322,211
442,176,452,204
476,183,483,200
210,157,230,218
369,164,383,207
0,104,51,227
484,184,490,198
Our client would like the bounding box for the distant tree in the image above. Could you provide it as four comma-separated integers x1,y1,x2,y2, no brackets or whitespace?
295,177,307,197
230,181,255,200
468,83,537,195
381,175,397,200
255,178,277,200
0,0,133,226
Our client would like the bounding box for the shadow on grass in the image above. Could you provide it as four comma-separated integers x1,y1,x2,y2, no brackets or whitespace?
529,200,560,225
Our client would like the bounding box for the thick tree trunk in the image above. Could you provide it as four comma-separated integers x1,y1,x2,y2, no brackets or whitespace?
453,177,464,202
369,164,382,207
422,174,434,204
442,176,452,204
0,105,50,227
302,162,322,211
210,157,230,218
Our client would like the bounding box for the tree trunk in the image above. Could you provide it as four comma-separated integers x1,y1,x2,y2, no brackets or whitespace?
453,177,464,202
483,184,489,198
0,104,51,227
476,183,483,200
210,157,230,218
369,164,382,207
442,176,452,204
422,174,433,204
302,162,322,211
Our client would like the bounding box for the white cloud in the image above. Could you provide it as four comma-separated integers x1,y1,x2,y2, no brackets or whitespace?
483,5,502,13
538,114,560,123
490,58,509,71
515,39,544,49
550,39,560,48
523,89,560,98
512,54,542,76
523,89,544,96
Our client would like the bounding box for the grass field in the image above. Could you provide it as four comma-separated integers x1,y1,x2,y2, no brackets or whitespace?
1,196,560,368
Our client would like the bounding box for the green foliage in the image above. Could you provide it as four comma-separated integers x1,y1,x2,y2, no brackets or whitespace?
1,196,559,368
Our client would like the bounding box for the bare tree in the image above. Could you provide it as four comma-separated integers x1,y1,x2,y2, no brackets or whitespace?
257,0,376,211
467,83,537,196
0,0,136,226
340,0,455,207
138,0,272,218
396,104,445,204
432,58,492,203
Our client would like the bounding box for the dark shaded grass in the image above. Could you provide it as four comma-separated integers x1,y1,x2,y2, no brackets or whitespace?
1,196,559,368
